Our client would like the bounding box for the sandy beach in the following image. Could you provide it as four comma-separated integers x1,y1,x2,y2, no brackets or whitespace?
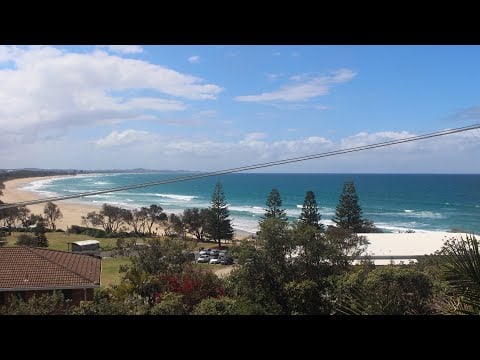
1,176,100,231
1,176,253,240
358,231,470,265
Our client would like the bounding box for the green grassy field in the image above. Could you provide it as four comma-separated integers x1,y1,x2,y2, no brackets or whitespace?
101,257,131,287
4,231,130,251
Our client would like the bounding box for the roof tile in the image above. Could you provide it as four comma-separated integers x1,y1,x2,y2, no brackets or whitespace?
0,247,101,290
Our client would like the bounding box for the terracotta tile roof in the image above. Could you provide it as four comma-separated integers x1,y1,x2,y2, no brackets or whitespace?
0,247,101,290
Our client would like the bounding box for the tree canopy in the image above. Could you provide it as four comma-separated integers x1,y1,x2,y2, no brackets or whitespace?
332,181,377,233
205,182,233,247
263,188,287,222
299,190,324,232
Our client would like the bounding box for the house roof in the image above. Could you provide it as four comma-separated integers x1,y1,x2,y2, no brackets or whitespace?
0,247,101,291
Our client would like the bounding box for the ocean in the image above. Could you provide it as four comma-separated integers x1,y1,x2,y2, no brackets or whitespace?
22,173,480,234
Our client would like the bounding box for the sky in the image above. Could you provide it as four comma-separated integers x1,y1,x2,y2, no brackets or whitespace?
0,45,479,173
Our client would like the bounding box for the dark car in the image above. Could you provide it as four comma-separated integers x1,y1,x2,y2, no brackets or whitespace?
220,256,234,265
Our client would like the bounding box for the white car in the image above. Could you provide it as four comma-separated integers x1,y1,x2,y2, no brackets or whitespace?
197,254,210,263
209,257,222,264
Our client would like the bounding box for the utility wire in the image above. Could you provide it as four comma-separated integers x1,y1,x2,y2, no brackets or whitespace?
1,123,479,210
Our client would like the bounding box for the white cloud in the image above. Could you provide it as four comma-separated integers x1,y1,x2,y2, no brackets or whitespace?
0,46,222,134
243,132,266,142
95,129,151,147
196,110,217,117
188,55,200,64
267,73,283,82
235,69,356,103
101,45,143,54
2,128,480,173
341,131,414,149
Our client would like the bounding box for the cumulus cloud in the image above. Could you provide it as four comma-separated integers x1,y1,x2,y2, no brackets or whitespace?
0,46,222,135
100,45,144,54
235,69,356,103
95,129,152,147
188,55,200,64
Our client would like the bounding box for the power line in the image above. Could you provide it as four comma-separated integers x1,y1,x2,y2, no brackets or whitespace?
1,123,479,210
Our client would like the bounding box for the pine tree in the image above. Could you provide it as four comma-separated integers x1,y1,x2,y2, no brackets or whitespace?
205,182,234,247
332,181,365,233
299,190,324,232
33,221,48,247
263,188,287,221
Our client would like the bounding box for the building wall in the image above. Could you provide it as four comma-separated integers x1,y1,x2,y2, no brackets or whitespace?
1,288,95,307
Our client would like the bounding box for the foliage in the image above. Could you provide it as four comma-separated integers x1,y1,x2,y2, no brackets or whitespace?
16,221,48,247
70,288,149,315
263,188,287,222
192,296,266,315
143,204,167,235
82,203,131,234
15,233,37,246
0,205,20,234
166,213,185,238
441,234,480,314
126,208,148,236
336,265,434,315
205,182,233,247
183,207,209,241
299,190,324,231
43,202,63,230
33,220,48,247
324,227,368,269
16,206,31,228
0,291,69,315
150,292,187,315
68,225,107,238
332,181,377,233
152,265,225,311
228,217,293,314
284,280,325,315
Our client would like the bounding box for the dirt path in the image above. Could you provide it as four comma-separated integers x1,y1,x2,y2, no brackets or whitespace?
214,265,236,278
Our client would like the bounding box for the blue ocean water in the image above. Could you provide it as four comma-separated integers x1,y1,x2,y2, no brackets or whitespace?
23,173,480,234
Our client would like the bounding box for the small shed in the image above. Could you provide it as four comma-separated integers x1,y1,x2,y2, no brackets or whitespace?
68,240,100,254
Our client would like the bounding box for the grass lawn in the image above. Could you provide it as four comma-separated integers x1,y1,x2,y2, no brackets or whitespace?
4,231,136,251
101,257,131,287
195,263,224,272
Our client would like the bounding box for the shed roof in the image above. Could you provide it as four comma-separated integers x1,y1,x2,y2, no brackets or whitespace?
70,240,100,246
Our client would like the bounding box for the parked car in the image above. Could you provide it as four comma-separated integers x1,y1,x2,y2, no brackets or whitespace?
210,249,220,257
199,249,210,256
197,254,210,263
209,257,222,264
220,256,234,265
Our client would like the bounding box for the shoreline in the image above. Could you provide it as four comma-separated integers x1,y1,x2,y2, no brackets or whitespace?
1,176,254,240
1,175,101,231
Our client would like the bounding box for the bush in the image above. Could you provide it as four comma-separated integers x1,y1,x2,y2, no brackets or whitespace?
69,225,106,238
16,234,37,246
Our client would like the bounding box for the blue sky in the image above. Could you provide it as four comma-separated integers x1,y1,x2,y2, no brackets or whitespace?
0,45,479,172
